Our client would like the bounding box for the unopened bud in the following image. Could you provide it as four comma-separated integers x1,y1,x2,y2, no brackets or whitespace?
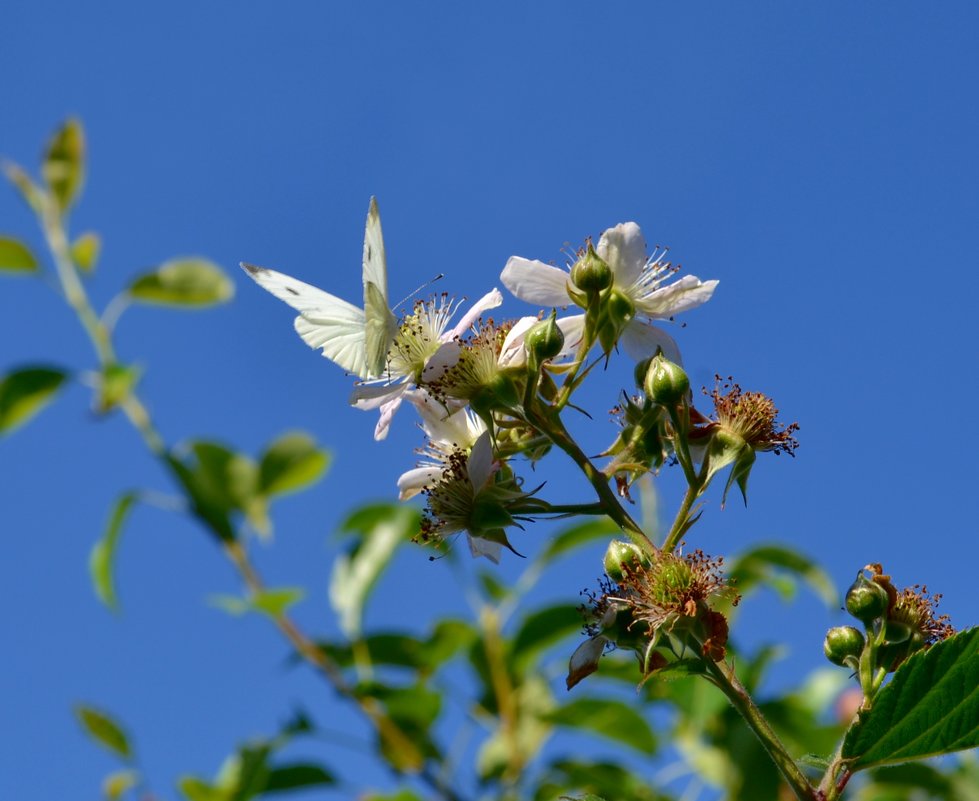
824,625,865,667
845,572,890,625
570,242,612,293
644,354,689,405
524,311,564,362
606,288,635,328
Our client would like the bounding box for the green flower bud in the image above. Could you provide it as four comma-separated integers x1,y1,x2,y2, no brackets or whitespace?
845,572,890,625
824,625,866,667
524,311,564,362
644,354,690,406
606,288,635,328
570,242,612,293
633,357,653,390
470,372,521,416
603,540,650,583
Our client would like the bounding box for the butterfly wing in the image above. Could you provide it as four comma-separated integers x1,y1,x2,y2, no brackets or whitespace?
241,262,370,378
362,197,398,378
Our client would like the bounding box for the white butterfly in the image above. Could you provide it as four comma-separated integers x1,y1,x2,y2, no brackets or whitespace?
241,197,398,380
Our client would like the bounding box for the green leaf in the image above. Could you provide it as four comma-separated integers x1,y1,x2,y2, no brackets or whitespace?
94,363,142,414
89,492,138,611
43,118,85,211
329,504,417,637
72,231,101,273
165,453,236,542
547,697,657,755
538,518,618,566
263,763,335,793
179,777,228,801
129,258,234,307
842,627,979,770
728,544,837,606
2,160,45,213
251,588,305,617
103,769,139,801
258,432,329,497
511,603,583,673
75,705,132,760
0,236,38,272
0,365,68,434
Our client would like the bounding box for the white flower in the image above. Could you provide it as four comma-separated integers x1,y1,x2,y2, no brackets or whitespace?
500,222,718,363
350,289,502,440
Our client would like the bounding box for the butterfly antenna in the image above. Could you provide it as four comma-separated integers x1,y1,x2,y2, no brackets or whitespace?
394,273,445,311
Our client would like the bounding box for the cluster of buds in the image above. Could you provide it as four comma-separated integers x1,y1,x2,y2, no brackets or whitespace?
567,540,738,689
824,564,953,703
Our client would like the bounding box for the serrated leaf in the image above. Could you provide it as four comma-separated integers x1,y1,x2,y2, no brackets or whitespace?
329,504,417,637
89,492,137,611
72,231,101,272
0,365,68,434
75,705,132,760
728,544,837,606
43,118,85,211
258,432,329,497
263,763,335,793
547,697,657,754
842,627,979,770
511,603,583,673
0,236,38,272
129,258,233,307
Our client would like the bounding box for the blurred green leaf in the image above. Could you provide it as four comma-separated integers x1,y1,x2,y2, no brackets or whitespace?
263,763,335,794
75,705,132,760
511,603,583,673
166,452,237,542
357,682,441,771
129,258,233,307
728,544,836,606
547,697,657,754
179,777,227,801
210,588,304,618
478,675,555,781
72,230,101,272
477,569,509,602
190,441,258,512
538,518,618,566
43,118,85,211
95,363,141,414
0,365,68,434
103,769,139,801
842,627,979,770
0,235,38,272
362,792,424,801
258,432,329,497
89,492,137,612
329,504,417,637
537,759,669,801
2,160,45,213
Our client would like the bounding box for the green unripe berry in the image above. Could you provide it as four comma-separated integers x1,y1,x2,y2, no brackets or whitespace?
570,243,613,293
644,354,690,405
845,572,890,624
603,540,649,584
823,625,866,667
524,312,564,362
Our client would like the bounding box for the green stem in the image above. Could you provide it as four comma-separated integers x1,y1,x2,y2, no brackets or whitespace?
661,484,699,552
704,658,817,800
537,502,607,516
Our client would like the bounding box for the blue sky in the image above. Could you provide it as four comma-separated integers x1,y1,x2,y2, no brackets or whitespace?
2,3,978,799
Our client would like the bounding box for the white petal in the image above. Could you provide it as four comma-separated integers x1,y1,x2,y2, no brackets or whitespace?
467,534,502,564
397,466,442,501
498,315,539,368
596,222,647,287
620,321,682,364
467,431,495,489
501,257,571,307
421,341,461,382
446,288,503,340
349,381,405,410
373,395,404,441
555,314,586,361
567,635,607,689
634,276,718,317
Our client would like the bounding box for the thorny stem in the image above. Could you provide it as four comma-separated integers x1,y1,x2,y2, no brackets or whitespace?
703,658,817,800
39,202,470,801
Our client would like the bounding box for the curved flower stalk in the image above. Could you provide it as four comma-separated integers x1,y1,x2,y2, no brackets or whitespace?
501,221,717,362
350,289,502,440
